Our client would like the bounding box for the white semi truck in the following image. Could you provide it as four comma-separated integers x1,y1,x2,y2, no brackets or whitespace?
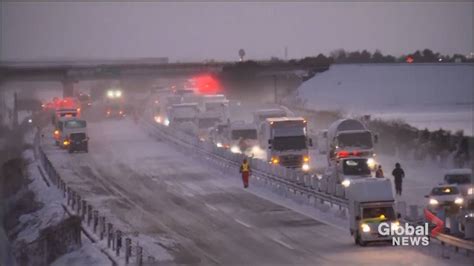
347,178,399,246
326,119,377,170
261,117,312,171
167,103,200,127
253,108,287,147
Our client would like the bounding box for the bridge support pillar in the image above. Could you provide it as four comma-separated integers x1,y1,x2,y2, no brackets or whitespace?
62,79,75,97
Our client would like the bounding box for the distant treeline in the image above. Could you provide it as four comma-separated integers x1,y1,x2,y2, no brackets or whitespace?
330,49,473,64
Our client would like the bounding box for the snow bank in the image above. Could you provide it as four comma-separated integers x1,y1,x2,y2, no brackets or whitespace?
297,64,473,134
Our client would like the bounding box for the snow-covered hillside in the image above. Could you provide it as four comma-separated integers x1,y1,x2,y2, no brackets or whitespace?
297,64,473,134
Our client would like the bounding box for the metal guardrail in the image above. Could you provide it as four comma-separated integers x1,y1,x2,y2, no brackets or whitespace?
141,118,348,209
435,233,474,254
142,118,474,257
36,133,155,266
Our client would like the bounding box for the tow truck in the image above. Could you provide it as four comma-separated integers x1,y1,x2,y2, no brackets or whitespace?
260,117,312,171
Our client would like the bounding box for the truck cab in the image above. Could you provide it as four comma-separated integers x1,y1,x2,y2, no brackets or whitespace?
168,103,200,127
327,119,377,170
60,119,88,152
346,178,399,246
228,122,259,155
253,109,287,146
262,117,312,171
320,157,373,195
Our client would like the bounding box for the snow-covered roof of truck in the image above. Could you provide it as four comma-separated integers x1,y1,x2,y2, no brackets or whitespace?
230,122,257,130
266,117,306,123
253,109,286,116
328,119,366,132
346,178,394,203
445,168,472,175
171,103,199,108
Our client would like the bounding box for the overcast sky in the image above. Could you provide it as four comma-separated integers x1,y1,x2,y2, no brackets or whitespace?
0,2,472,62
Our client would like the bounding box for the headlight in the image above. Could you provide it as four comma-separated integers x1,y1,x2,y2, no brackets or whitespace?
54,130,60,136
164,119,170,126
230,146,241,154
302,163,310,171
154,116,162,123
361,223,371,233
216,142,223,148
341,179,351,187
303,156,310,162
367,158,376,169
107,90,114,98
429,198,439,205
391,221,400,231
468,188,473,195
454,197,464,205
465,213,474,218
115,90,122,97
271,157,279,164
63,140,70,146
251,145,260,153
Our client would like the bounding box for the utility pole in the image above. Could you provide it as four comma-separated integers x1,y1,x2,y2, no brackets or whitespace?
273,75,277,103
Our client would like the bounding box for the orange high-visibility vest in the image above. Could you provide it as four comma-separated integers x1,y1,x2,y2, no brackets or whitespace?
241,162,250,172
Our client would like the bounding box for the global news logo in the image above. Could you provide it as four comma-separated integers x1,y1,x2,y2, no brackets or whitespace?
377,208,444,246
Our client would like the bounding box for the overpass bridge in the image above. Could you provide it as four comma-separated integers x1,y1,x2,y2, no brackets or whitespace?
0,59,226,96
0,58,325,97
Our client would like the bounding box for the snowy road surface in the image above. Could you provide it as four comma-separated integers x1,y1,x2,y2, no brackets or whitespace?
41,119,468,265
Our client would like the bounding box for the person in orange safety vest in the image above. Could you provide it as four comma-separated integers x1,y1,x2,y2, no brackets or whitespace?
240,158,251,188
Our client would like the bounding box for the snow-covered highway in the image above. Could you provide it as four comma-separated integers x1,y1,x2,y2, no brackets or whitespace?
40,118,469,265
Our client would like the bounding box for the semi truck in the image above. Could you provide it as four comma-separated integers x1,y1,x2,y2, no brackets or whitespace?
61,119,89,153
253,108,287,147
167,103,200,127
325,119,377,170
319,156,373,195
261,117,312,171
346,178,399,246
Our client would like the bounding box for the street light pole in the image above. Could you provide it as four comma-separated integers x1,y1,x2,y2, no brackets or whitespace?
273,75,277,103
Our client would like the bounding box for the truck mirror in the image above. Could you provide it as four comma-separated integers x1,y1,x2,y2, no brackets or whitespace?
309,138,313,147
355,216,361,221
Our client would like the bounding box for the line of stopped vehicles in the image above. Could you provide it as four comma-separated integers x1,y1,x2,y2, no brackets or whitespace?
42,86,474,246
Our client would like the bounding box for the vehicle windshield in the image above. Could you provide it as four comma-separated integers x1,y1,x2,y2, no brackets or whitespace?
362,206,396,221
273,126,306,137
110,104,122,110
231,129,257,140
78,94,90,101
173,107,197,117
337,131,373,148
431,186,460,195
205,102,227,112
272,136,307,151
65,120,87,129
445,174,471,185
70,132,86,140
342,159,371,176
198,118,219,128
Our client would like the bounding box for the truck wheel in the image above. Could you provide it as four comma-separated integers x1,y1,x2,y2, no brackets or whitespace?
355,232,366,246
